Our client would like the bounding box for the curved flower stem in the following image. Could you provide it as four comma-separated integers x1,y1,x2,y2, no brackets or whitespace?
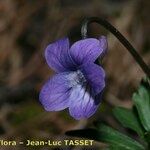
81,17,150,77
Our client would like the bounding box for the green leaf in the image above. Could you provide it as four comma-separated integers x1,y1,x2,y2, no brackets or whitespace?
108,145,128,150
95,123,145,150
132,77,150,131
66,124,145,150
145,131,150,143
113,107,144,136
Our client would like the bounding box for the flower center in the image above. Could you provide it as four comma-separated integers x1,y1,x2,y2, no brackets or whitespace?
69,70,87,87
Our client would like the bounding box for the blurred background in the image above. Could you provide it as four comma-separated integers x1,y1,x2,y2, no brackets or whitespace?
0,0,149,149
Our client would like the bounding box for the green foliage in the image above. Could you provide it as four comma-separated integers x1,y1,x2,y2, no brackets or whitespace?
66,77,150,149
132,77,150,132
95,123,145,150
113,107,144,136
66,124,145,150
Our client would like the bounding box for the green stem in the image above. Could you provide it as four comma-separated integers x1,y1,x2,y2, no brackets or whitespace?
81,17,150,77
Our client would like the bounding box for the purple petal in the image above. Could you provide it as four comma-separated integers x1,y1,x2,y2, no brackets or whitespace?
69,37,107,65
39,72,72,111
99,36,108,58
45,38,76,72
80,63,105,95
68,85,98,120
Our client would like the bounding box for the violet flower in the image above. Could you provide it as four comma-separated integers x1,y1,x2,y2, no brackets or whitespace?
39,36,107,120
